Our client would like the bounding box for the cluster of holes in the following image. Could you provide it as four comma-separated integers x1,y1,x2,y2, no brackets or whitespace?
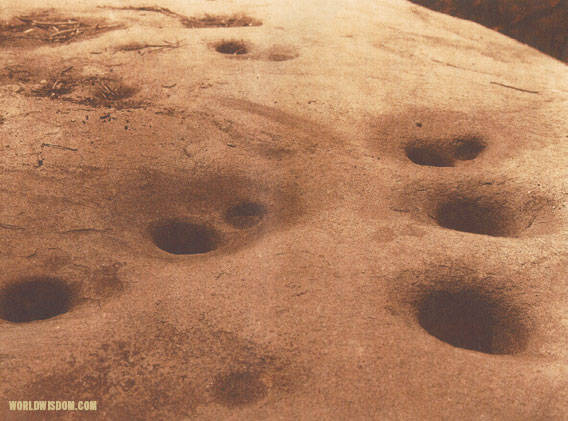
3,7,540,378
405,137,485,167
150,201,267,255
0,278,73,323
0,201,267,323
417,289,527,355
402,133,525,238
400,127,542,352
212,370,267,408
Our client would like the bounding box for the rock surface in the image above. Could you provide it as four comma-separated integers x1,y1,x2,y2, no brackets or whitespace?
0,0,567,419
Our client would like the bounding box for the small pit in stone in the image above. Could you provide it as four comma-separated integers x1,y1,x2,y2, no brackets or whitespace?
418,290,527,355
435,198,511,237
212,371,267,408
215,40,248,55
0,277,73,323
150,220,219,255
225,202,267,229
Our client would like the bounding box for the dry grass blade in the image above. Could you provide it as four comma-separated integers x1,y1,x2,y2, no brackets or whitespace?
98,6,261,28
97,5,184,19
29,66,77,98
31,78,75,98
18,17,79,26
93,78,137,102
181,13,262,28
114,39,185,53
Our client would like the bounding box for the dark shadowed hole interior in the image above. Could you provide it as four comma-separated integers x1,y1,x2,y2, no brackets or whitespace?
225,202,267,229
0,278,73,323
418,290,525,355
215,41,248,55
405,144,454,167
454,138,486,161
435,198,510,236
150,221,219,255
212,371,267,408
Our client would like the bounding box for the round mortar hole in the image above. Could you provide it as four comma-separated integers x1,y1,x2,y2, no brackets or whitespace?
0,278,73,323
405,144,453,167
212,371,267,408
215,41,248,55
225,202,267,229
435,198,510,237
418,290,526,355
454,138,485,161
150,220,219,255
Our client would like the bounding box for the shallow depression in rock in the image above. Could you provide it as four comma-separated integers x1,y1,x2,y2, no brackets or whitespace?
150,220,219,255
417,290,527,355
454,137,485,161
225,201,267,229
215,40,248,55
0,277,73,323
212,371,267,408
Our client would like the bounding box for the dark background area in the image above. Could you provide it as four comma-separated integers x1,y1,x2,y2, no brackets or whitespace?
409,0,568,62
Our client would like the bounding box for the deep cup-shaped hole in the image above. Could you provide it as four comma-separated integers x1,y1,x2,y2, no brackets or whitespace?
0,278,73,323
404,137,485,167
225,202,267,229
435,198,511,236
418,290,527,355
405,144,454,167
150,220,219,255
